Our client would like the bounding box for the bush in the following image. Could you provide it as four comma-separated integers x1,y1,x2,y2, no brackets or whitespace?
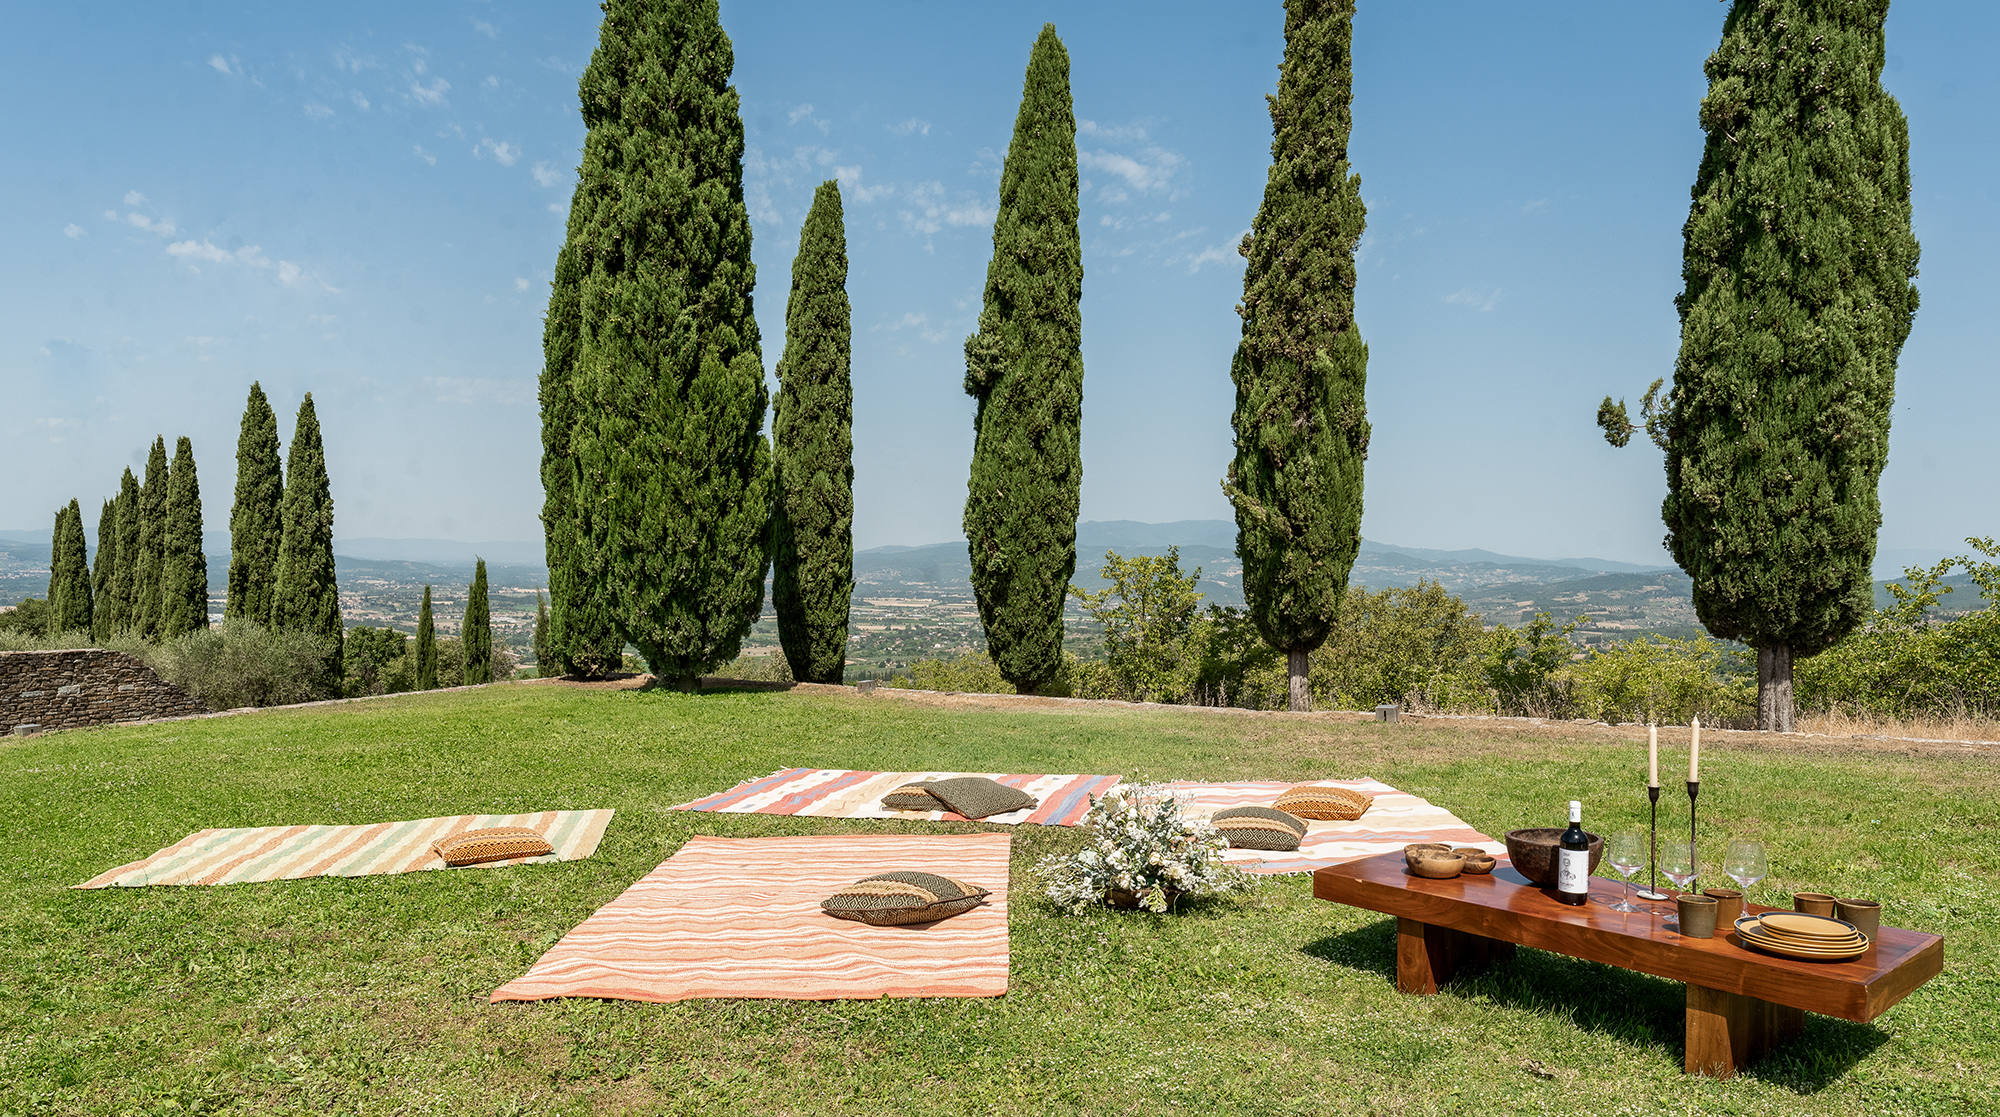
1475,612,1585,717
0,597,53,638
141,621,342,710
1308,580,1487,711
1797,540,2000,719
1559,635,1754,726
888,652,1016,695
1070,548,1210,703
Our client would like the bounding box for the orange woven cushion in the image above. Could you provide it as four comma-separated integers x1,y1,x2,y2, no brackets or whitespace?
1272,785,1373,821
431,827,554,866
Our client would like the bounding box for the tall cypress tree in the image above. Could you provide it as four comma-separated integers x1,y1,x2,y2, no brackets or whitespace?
1646,0,1917,732
416,585,439,690
532,588,551,677
273,394,343,678
559,0,773,689
107,468,141,635
771,180,856,685
227,382,285,625
91,499,118,643
133,437,170,639
1223,0,1372,713
157,437,208,639
463,559,492,685
47,501,92,636
962,24,1083,696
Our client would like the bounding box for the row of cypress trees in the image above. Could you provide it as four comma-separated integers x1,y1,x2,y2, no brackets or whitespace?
224,385,345,674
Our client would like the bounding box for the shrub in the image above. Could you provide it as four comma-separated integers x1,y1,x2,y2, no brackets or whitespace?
1559,635,1754,727
1070,548,1211,704
888,652,1016,695
140,621,341,710
1313,580,1486,711
1797,540,2000,719
344,626,411,697
0,598,53,638
1475,612,1585,717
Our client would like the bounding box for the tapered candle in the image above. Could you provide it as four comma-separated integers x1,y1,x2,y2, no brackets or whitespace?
1690,715,1701,782
1649,724,1659,787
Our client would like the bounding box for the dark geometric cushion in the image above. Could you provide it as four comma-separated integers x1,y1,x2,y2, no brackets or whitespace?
923,776,1039,820
1273,785,1374,821
1212,806,1307,851
821,871,991,926
881,782,946,811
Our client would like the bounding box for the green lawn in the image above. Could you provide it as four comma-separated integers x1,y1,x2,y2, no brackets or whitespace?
2,684,1993,1115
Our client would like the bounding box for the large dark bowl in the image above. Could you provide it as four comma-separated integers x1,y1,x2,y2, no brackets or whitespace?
1504,828,1604,887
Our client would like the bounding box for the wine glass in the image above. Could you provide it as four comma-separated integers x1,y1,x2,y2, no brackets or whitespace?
1661,846,1697,897
1604,829,1647,912
1724,840,1768,899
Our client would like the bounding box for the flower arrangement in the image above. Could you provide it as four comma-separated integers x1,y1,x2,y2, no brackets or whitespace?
1034,783,1252,913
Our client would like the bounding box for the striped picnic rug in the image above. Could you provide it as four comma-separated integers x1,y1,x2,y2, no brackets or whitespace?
670,768,1119,826
1165,778,1500,875
75,809,615,888
491,832,1011,1004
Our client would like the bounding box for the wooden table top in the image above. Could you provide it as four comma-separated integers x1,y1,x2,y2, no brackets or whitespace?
1313,851,1943,1022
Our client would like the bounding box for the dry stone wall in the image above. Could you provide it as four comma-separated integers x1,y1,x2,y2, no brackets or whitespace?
2,650,209,733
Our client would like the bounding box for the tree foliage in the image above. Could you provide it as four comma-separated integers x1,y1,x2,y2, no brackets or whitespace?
1797,539,2000,719
105,469,140,638
227,382,285,625
47,500,92,636
1070,548,1209,704
462,559,492,686
962,24,1083,696
416,584,438,691
133,437,170,639
272,394,342,679
158,436,208,640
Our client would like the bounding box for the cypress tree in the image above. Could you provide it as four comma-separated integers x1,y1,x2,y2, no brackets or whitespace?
463,559,492,685
1657,0,1918,731
47,501,92,636
416,585,439,690
133,437,170,639
559,0,773,689
227,382,285,625
961,24,1084,696
273,394,343,678
91,498,117,643
1223,0,1372,713
107,468,141,635
158,436,208,639
532,588,550,677
771,180,856,685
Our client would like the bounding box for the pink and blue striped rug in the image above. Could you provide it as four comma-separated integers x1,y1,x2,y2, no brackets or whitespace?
671,768,1119,827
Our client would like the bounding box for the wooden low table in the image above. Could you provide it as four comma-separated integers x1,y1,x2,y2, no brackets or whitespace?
1313,852,1943,1077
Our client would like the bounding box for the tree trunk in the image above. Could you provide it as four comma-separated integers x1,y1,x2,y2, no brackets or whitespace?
1756,643,1794,732
1288,648,1310,713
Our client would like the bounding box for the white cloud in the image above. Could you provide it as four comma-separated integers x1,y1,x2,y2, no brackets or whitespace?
333,46,377,74
125,213,177,236
304,101,334,120
1079,148,1183,195
1185,245,1233,272
471,18,498,38
414,145,437,165
124,190,147,206
833,166,892,204
350,90,371,111
531,161,562,187
410,77,450,108
1444,287,1502,312
898,181,993,237
475,138,520,166
515,277,530,291
1078,119,1149,143
164,239,328,289
890,118,931,137
166,239,232,264
63,223,85,239
483,75,499,89
788,103,830,134
208,54,232,75
547,202,564,215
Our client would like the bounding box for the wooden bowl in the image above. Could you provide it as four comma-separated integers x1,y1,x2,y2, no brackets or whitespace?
1403,843,1453,869
1503,828,1604,887
1409,853,1464,879
1458,853,1497,875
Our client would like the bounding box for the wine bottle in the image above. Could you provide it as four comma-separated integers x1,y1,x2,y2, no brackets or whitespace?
1556,800,1590,907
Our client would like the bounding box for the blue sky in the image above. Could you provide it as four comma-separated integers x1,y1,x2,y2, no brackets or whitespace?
5,2,1994,568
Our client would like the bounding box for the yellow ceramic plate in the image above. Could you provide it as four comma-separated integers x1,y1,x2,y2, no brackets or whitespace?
1733,921,1869,960
1738,915,1866,950
1758,911,1861,939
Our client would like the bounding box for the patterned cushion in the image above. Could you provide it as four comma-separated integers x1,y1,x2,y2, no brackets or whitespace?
1272,785,1374,821
1212,806,1307,851
923,777,1039,820
431,827,554,866
821,871,991,926
881,782,947,811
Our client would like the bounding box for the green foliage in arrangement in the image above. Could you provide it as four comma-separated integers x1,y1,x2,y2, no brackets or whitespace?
89,499,117,643
105,469,140,638
272,394,342,681
46,499,93,636
552,0,772,688
226,382,285,625
462,559,492,686
771,180,856,685
1561,636,1756,727
132,437,170,639
961,24,1084,697
1797,539,2000,719
1656,0,1919,731
157,436,208,640
415,585,438,691
1224,0,1371,712
1070,548,1210,704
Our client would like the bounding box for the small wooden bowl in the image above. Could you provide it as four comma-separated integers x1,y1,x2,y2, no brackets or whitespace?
1458,854,1497,875
1409,853,1464,879
1403,843,1453,869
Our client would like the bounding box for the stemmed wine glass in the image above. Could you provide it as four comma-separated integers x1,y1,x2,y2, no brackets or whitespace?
1661,846,1697,897
1724,840,1768,901
1604,830,1647,912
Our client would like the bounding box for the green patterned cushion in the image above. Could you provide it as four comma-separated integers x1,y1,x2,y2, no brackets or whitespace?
881,782,946,811
1212,806,1308,851
924,776,1039,820
822,871,991,926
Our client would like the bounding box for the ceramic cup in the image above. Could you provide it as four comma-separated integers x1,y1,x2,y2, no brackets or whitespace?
1836,898,1882,942
1793,892,1837,917
1703,887,1744,925
1676,894,1720,939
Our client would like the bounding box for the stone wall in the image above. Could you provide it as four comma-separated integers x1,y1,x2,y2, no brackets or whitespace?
2,649,209,733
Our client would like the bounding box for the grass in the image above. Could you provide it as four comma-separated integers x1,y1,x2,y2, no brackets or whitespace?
1,683,1995,1116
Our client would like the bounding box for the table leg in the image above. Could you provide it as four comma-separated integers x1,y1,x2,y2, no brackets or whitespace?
1684,984,1805,1077
1395,918,1515,995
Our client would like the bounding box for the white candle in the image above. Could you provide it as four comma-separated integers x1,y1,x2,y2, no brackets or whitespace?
1690,716,1701,783
1649,724,1659,787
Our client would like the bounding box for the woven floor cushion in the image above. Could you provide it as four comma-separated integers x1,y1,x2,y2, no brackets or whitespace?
1211,806,1307,851
1272,785,1374,821
881,782,947,811
431,827,554,866
821,871,991,926
922,777,1039,820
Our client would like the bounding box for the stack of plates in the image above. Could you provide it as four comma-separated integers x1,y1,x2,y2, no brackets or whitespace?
1734,911,1870,960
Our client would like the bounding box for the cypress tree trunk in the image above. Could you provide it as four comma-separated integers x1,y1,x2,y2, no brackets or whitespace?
108,468,140,636
1224,0,1371,713
562,0,773,688
772,180,856,685
462,559,492,685
48,501,92,636
962,24,1083,696
273,394,344,680
133,437,170,640
91,499,117,643
227,382,285,625
158,436,208,639
416,585,438,690
1664,0,1918,731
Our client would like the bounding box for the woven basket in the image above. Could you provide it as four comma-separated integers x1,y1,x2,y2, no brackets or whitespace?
1272,785,1374,821
431,826,554,866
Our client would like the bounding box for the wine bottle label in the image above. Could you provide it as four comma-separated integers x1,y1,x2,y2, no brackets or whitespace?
1557,848,1588,896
